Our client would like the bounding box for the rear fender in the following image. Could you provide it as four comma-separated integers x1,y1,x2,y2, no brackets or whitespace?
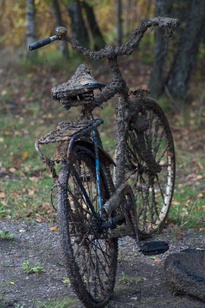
74,140,115,166
54,140,115,166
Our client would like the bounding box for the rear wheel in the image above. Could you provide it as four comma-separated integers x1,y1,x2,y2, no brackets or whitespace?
57,146,118,308
126,97,175,236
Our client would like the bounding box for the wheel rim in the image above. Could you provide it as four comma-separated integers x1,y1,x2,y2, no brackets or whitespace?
126,101,175,235
60,152,117,305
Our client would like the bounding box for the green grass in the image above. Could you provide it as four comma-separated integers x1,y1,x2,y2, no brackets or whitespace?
21,260,45,274
36,297,78,308
1,100,204,230
170,181,205,229
119,271,144,285
0,70,115,222
0,204,7,217
0,100,63,221
0,230,14,240
1,57,205,232
167,125,205,230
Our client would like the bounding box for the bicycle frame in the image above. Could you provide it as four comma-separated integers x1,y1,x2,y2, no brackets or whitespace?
31,15,178,249
32,17,179,186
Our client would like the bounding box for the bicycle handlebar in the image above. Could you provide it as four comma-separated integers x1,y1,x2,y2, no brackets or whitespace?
29,17,180,58
29,35,59,51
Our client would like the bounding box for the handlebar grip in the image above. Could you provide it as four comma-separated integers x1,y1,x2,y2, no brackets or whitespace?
29,35,58,51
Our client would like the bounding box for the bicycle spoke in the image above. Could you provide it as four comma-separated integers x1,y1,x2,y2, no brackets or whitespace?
126,98,175,235
58,147,117,307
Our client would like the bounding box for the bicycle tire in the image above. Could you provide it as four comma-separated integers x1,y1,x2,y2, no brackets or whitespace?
126,97,175,236
57,145,118,308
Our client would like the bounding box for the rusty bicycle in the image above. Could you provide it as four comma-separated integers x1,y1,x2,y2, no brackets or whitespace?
29,17,178,308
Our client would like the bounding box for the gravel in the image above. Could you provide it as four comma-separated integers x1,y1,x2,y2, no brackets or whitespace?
0,218,204,308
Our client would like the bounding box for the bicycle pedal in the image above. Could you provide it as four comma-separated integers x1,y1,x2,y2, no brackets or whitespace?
139,241,169,256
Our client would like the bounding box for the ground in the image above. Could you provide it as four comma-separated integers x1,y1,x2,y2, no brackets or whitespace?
0,56,205,308
0,219,204,308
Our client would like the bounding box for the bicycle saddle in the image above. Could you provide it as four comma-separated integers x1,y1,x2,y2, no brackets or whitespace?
52,64,105,101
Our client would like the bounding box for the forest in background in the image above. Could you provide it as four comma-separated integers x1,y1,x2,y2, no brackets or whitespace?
1,0,205,106
0,1,154,50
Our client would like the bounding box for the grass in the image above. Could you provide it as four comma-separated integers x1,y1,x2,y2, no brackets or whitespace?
0,230,14,240
21,260,45,274
0,91,64,222
1,104,204,229
36,297,78,308
0,55,205,231
62,277,71,286
119,271,144,285
0,204,7,217
170,179,205,229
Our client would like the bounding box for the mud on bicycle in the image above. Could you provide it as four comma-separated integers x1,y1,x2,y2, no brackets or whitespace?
29,17,179,308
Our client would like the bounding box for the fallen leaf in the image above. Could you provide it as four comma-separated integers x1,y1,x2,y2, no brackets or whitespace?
197,162,204,170
153,257,162,263
9,167,16,173
0,191,5,198
28,190,35,196
19,228,26,233
197,175,203,179
23,151,29,159
35,219,42,223
50,226,59,232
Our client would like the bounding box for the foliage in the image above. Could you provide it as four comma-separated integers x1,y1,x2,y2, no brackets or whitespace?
21,260,45,274
119,271,144,285
0,230,14,240
0,0,155,52
0,204,7,217
62,276,71,286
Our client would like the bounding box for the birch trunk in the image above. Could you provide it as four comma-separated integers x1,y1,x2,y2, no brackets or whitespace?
26,0,36,50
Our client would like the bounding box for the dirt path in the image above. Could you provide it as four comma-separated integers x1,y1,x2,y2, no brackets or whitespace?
0,219,204,308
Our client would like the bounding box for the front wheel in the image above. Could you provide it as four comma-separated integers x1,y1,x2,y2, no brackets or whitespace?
57,145,118,308
126,97,175,236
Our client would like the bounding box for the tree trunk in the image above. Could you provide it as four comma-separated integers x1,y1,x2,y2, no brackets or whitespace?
166,0,205,101
68,0,89,48
52,0,69,58
82,1,106,50
116,0,123,46
149,0,205,104
26,0,36,51
148,0,173,97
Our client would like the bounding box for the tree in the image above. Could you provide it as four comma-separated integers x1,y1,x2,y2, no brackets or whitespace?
68,0,89,48
26,0,36,50
67,1,106,50
148,0,173,97
52,0,69,58
116,0,123,46
148,0,205,105
82,1,106,50
166,1,205,101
